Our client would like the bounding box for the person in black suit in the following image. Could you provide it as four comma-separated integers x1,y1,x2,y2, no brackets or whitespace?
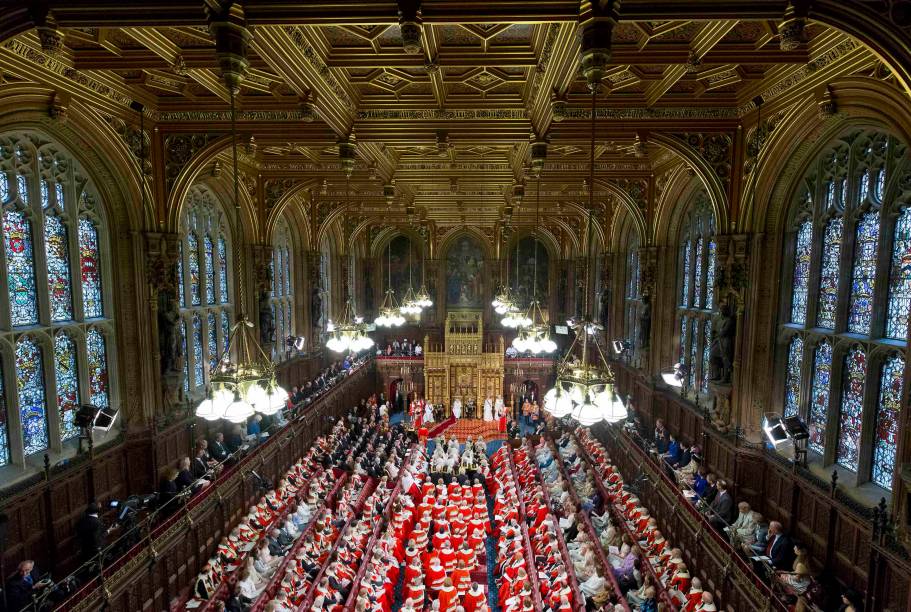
76,503,106,564
225,425,244,454
192,448,210,480
764,521,796,570
209,432,229,463
707,480,735,530
5,560,49,612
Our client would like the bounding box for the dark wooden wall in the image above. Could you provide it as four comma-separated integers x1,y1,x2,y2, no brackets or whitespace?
59,358,375,612
0,353,333,599
613,362,911,612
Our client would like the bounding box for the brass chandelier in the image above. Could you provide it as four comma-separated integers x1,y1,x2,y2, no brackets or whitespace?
196,85,288,423
543,79,626,425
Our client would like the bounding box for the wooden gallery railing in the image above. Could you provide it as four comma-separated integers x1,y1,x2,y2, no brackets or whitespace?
591,422,781,612
62,359,376,612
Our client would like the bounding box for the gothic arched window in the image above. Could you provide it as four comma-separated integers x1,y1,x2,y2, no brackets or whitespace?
0,133,115,466
780,129,909,490
624,235,641,350
271,218,294,359
177,186,232,398
677,192,716,394
319,235,332,324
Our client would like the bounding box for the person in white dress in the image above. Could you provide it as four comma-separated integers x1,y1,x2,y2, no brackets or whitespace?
423,402,434,424
483,395,494,422
452,397,462,420
494,395,504,414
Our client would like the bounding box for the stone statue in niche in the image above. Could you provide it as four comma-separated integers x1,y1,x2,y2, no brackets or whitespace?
599,287,610,328
311,286,322,329
158,288,185,406
638,294,651,350
365,269,374,313
259,290,275,345
709,301,736,384
158,289,181,375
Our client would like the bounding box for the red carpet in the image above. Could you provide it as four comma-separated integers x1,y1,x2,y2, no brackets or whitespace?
430,418,505,442
426,416,455,438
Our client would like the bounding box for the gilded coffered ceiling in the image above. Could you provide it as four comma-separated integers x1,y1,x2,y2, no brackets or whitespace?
0,1,881,240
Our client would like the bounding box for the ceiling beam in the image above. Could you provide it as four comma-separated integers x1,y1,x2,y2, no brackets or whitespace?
120,28,232,102
47,1,792,27
644,20,738,107
71,43,809,71
251,25,356,136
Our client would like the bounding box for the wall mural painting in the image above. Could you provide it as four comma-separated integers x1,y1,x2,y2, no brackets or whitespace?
446,236,484,307
511,236,549,308
384,235,421,298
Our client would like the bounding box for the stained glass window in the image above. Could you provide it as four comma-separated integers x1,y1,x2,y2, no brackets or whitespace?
78,218,103,318
837,347,866,471
207,312,218,374
192,314,204,387
816,218,843,329
886,207,911,339
784,335,803,418
1,136,116,461
86,329,109,408
276,306,284,348
873,168,885,200
15,337,48,455
693,238,704,308
847,211,880,334
218,235,228,303
283,249,291,296
705,240,716,309
40,180,50,208
688,319,698,389
17,175,28,205
221,311,230,354
204,234,215,305
284,302,292,341
808,341,832,455
679,315,687,365
790,220,812,325
0,361,8,466
872,354,903,489
181,319,189,394
701,320,711,392
4,210,38,326
858,173,869,203
177,240,185,307
45,214,73,321
188,232,201,306
54,333,80,442
681,240,691,307
270,254,276,299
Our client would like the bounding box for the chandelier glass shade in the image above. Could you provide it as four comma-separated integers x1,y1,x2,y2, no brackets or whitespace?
375,289,406,327
501,304,531,328
326,299,375,353
414,284,433,308
196,316,289,422
543,319,627,424
512,300,557,354
194,85,288,423
543,80,626,427
399,287,423,315
492,286,516,315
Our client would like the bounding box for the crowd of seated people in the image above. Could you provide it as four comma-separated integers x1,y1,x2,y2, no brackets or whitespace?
355,440,492,612
573,427,712,612
287,353,369,407
528,437,626,611
246,414,408,611
650,417,825,608
489,446,543,612
377,337,423,357
185,432,338,610
495,441,595,612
